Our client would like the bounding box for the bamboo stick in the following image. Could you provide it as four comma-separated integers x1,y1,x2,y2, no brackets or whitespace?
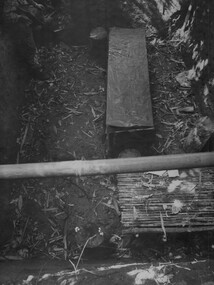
0,152,214,179
122,225,214,233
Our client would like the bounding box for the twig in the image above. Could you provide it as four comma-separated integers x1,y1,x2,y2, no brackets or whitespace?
62,114,72,120
170,58,185,65
21,217,29,244
17,119,30,163
69,259,77,272
68,234,96,274
63,219,68,260
159,261,191,271
160,212,167,242
82,130,92,138
75,234,96,270
20,120,30,151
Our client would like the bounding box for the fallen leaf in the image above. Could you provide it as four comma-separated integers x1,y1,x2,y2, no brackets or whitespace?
172,199,184,214
177,106,194,115
18,195,23,211
175,70,191,88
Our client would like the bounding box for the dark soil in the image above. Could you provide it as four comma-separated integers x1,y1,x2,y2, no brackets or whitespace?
0,33,31,245
0,0,214,284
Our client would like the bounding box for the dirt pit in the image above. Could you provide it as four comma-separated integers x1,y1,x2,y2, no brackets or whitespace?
0,0,214,284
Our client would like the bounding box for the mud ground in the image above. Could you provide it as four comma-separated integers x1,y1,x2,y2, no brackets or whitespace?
0,258,214,284
0,0,214,284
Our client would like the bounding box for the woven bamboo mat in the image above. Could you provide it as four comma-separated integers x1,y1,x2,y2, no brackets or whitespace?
118,168,214,234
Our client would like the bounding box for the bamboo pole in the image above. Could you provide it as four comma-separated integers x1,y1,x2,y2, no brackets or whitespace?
0,152,214,179
122,225,214,233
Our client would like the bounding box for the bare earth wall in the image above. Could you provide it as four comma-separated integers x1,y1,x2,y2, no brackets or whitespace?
0,30,28,244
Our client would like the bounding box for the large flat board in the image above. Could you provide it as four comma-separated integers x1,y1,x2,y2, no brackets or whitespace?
106,28,153,128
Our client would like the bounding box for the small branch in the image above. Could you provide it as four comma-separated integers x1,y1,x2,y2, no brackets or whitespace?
75,234,96,270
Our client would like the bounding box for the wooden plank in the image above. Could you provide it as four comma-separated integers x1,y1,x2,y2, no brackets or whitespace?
106,28,153,128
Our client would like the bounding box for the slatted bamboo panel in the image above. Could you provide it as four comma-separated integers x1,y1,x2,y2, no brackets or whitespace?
118,168,214,234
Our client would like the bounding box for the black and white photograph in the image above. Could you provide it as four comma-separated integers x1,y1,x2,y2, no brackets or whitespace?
0,0,214,284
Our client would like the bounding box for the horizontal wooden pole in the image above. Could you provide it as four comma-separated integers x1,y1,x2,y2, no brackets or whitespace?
0,152,214,179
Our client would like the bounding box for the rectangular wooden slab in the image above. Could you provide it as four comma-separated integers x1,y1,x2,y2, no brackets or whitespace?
106,28,153,128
